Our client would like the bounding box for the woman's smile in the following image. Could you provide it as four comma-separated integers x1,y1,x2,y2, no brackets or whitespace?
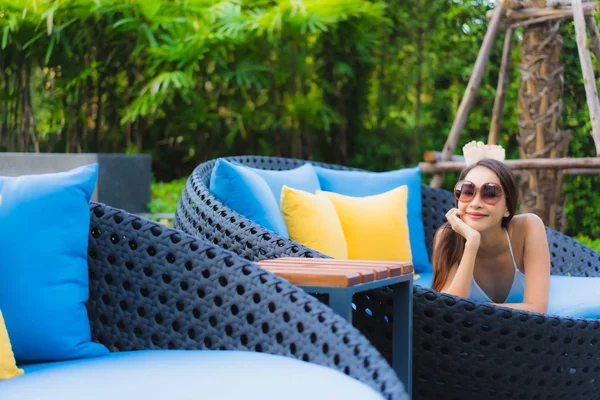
466,212,487,220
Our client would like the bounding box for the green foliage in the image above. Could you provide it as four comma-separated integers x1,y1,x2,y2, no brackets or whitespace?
563,175,600,238
148,177,187,214
558,20,600,239
0,0,598,238
575,234,600,252
0,0,388,177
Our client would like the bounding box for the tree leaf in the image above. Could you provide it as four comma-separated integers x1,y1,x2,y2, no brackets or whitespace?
139,23,158,47
112,18,136,29
44,35,55,64
139,0,161,20
2,27,9,49
61,36,73,58
22,31,45,49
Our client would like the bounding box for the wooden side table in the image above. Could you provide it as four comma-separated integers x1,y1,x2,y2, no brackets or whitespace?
257,258,413,398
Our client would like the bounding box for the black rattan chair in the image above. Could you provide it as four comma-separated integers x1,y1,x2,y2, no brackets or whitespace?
174,155,600,400
86,201,407,400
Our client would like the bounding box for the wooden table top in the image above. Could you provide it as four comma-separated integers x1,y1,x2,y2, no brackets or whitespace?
257,258,414,288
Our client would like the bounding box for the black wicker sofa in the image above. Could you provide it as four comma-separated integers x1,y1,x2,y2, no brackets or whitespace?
0,202,407,400
174,155,600,400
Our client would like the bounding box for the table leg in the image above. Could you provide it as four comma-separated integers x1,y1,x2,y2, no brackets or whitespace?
393,280,413,398
328,290,354,324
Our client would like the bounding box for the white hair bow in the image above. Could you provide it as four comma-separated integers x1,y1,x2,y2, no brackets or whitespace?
462,141,506,166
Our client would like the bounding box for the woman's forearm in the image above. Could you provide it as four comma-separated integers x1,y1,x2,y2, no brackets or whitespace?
441,239,480,298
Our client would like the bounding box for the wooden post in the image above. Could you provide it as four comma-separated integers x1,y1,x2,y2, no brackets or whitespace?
430,5,504,187
573,0,600,155
489,28,515,144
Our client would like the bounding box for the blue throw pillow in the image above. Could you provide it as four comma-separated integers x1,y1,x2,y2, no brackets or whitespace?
210,159,289,237
0,164,109,362
240,163,321,206
314,165,431,273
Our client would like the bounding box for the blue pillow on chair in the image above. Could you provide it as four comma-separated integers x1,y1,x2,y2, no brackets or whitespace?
314,166,431,273
210,159,289,237
240,163,321,206
0,164,109,362
547,275,600,319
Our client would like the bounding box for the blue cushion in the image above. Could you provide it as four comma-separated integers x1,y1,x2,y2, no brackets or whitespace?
210,159,289,237
547,275,600,319
414,271,434,289
0,164,109,362
314,166,431,272
417,272,600,319
1,350,385,400
241,163,321,206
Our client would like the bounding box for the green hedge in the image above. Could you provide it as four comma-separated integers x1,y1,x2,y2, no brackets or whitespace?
575,234,600,252
148,178,187,214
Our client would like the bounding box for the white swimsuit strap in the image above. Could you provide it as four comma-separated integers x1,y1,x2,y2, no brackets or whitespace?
504,228,519,271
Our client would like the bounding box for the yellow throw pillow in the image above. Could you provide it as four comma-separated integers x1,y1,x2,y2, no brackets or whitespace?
0,310,23,380
321,185,412,262
280,186,348,258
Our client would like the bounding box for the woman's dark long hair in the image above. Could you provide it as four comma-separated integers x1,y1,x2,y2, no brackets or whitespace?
431,159,518,291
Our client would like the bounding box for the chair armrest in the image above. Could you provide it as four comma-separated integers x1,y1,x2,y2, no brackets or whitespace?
87,202,407,400
174,159,325,262
546,227,600,277
412,285,600,399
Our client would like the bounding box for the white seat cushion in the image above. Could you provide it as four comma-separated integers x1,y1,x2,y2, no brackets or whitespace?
0,350,383,400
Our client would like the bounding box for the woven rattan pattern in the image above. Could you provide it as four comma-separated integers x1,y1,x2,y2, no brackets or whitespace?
175,155,600,399
87,202,406,400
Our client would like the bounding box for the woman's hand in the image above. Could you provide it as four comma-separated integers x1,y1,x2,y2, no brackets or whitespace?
445,208,481,244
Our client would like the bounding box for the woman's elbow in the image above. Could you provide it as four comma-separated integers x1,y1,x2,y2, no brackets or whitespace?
536,303,548,314
528,302,548,313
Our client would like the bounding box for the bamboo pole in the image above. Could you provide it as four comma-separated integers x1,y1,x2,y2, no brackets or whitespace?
506,8,578,19
489,28,515,144
487,2,597,19
430,6,504,188
573,0,600,155
585,15,600,65
423,151,465,163
509,11,592,28
419,157,600,173
500,0,575,9
510,3,597,17
563,168,600,174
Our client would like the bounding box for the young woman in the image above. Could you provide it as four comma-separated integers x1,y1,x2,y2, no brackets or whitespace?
431,158,550,313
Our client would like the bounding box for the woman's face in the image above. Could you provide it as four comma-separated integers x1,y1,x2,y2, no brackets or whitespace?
456,166,509,232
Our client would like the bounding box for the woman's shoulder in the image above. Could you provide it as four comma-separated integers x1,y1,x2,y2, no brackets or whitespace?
509,214,547,266
509,213,545,236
